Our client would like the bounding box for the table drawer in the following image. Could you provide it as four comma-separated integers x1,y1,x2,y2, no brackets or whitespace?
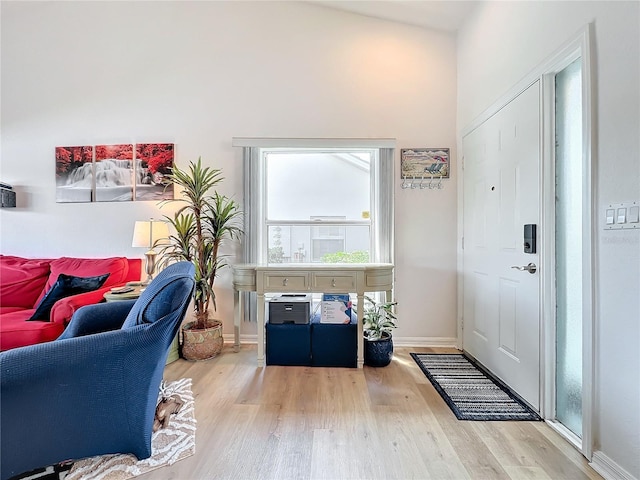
312,272,357,290
233,270,257,290
365,271,393,289
263,273,308,290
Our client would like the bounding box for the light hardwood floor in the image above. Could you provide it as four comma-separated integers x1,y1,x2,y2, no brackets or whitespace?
140,345,601,480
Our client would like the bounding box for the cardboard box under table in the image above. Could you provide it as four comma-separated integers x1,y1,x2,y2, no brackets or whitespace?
320,293,352,324
311,313,357,368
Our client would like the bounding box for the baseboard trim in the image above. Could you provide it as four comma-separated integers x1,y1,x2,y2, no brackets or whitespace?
223,334,458,348
590,451,637,480
224,334,257,344
393,336,458,347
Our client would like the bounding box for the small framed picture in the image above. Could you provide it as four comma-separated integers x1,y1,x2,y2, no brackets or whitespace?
400,148,450,179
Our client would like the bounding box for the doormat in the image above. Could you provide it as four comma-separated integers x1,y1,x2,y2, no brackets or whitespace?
12,378,196,480
411,353,542,421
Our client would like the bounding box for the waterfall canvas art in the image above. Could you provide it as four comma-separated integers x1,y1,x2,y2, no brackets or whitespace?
56,146,95,203
135,143,174,201
55,143,175,203
95,144,134,202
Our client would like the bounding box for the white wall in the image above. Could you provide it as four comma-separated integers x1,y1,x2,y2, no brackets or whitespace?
0,2,458,343
457,2,640,478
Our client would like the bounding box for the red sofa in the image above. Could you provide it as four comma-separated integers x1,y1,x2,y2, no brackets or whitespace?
0,255,141,350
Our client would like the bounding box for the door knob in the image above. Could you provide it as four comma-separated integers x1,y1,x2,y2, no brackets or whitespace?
511,263,537,274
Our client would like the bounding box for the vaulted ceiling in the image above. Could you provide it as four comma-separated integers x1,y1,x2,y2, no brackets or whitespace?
310,1,481,32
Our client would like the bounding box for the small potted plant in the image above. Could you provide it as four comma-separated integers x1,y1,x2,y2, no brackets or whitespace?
361,295,397,367
159,158,243,361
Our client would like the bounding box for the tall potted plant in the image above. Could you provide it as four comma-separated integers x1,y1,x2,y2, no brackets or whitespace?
361,295,397,367
159,157,243,361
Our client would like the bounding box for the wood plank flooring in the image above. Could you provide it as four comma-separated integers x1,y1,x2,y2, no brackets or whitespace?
139,345,601,480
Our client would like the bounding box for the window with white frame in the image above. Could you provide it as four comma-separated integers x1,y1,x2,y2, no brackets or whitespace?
265,149,372,264
234,138,395,266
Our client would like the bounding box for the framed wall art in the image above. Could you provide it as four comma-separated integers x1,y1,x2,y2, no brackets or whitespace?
55,145,94,203
55,142,175,203
95,144,134,202
400,148,450,179
135,143,174,201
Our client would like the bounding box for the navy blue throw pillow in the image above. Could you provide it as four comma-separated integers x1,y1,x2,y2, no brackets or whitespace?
28,273,110,321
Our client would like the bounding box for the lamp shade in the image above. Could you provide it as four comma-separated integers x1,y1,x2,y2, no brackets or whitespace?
132,220,169,249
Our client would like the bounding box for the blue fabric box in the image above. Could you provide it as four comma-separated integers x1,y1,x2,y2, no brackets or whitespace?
266,322,311,366
310,313,357,368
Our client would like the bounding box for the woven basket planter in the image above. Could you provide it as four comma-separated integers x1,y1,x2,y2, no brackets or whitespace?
181,319,223,361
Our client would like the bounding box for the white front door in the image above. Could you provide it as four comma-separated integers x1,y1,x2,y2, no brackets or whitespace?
462,82,541,411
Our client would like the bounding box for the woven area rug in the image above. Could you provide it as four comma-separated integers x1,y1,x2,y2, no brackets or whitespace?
65,377,196,480
411,353,541,421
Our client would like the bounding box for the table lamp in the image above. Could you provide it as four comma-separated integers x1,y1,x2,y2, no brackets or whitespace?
132,219,170,285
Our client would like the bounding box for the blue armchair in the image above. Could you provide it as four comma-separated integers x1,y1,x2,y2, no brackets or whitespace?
0,261,195,480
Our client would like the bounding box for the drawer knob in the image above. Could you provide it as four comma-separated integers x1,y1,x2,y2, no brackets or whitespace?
283,278,288,286
331,278,336,287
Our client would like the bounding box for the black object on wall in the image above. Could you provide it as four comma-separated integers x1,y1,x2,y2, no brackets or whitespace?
1,185,16,208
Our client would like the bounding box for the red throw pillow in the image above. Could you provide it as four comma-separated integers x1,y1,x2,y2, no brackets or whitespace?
0,256,51,308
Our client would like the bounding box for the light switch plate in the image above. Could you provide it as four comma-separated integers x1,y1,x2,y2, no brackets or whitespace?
605,201,640,230
606,209,615,224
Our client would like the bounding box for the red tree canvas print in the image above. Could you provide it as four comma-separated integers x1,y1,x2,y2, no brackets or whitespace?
56,146,94,203
95,144,134,202
135,143,174,201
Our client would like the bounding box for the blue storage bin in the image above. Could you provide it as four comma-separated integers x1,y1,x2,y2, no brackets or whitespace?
310,313,357,368
266,322,311,366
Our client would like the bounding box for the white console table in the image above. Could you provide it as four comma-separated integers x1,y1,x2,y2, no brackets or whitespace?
232,263,394,368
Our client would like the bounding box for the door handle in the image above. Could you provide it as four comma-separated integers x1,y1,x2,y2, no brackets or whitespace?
511,263,537,274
